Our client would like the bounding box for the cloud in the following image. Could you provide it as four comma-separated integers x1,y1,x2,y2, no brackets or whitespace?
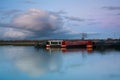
11,8,64,37
50,10,67,15
102,6,120,10
3,28,34,39
22,0,37,4
0,9,22,16
117,13,120,15
64,16,85,22
0,9,22,22
0,8,71,39
0,8,94,40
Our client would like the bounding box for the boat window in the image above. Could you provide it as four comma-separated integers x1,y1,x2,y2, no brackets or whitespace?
51,42,58,44
46,42,50,45
59,42,61,44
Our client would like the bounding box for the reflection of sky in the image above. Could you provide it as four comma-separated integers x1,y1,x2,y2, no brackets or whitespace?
0,46,120,80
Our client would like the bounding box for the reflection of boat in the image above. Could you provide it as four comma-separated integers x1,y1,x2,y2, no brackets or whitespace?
46,47,93,53
62,48,93,53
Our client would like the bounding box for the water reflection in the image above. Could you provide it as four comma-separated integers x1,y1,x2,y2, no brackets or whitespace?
5,47,63,76
14,47,89,76
0,46,120,80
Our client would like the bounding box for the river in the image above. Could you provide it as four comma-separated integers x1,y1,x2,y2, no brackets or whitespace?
0,46,120,80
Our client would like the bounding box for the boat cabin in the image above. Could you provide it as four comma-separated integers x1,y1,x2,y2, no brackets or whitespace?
46,40,63,48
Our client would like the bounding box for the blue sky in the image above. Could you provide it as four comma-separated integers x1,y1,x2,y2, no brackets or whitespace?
0,0,120,39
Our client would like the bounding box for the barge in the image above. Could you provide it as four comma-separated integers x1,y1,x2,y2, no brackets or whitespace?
46,40,93,48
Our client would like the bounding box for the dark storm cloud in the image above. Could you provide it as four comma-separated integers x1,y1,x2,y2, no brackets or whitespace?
102,6,120,10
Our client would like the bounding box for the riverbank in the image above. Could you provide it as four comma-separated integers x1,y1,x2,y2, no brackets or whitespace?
0,39,120,49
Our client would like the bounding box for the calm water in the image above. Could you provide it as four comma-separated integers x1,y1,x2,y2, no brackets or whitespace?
0,46,120,80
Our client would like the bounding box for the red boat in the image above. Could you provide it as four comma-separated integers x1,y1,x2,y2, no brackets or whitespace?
46,40,93,48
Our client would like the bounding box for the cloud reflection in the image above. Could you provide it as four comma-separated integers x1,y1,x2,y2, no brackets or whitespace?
4,47,62,76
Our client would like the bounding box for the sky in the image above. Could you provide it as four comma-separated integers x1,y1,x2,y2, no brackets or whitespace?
0,0,120,40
